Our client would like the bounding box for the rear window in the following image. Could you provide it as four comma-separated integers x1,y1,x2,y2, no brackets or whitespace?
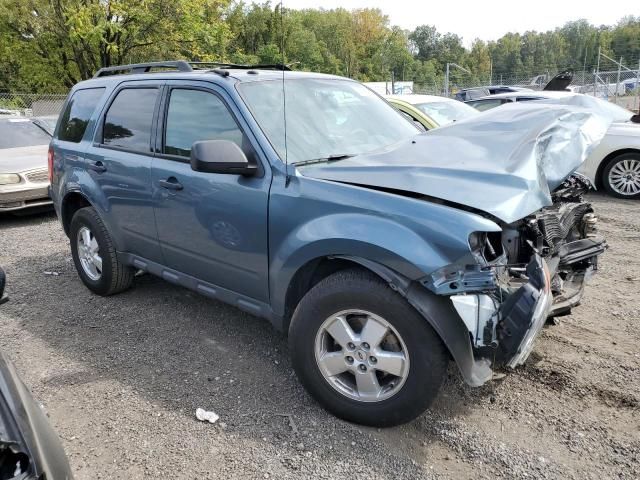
103,88,158,152
0,119,51,149
58,88,105,143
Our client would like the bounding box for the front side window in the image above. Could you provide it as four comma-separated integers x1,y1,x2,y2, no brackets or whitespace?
164,89,244,157
238,78,418,165
103,88,158,152
58,88,105,143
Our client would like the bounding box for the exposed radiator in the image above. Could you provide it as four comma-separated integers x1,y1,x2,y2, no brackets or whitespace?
537,202,592,252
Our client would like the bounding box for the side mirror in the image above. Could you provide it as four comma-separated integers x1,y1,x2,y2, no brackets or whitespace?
0,267,7,305
190,140,257,176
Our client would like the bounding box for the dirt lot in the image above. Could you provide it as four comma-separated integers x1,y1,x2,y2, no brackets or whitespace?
0,194,638,480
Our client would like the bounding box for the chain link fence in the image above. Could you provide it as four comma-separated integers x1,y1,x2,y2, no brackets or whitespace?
0,93,67,118
414,66,640,111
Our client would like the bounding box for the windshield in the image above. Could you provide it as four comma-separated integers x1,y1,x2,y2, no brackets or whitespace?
0,119,51,149
415,101,478,125
238,78,419,164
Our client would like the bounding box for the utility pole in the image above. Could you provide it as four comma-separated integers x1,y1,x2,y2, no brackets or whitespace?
444,63,450,97
615,57,623,103
489,58,493,84
594,46,600,97
636,57,640,112
582,46,588,86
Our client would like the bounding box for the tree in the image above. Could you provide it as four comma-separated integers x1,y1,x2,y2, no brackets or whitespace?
0,0,232,89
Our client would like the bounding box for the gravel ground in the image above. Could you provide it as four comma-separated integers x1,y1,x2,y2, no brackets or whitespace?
0,194,638,479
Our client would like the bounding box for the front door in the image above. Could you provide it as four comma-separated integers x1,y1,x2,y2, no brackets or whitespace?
151,85,271,302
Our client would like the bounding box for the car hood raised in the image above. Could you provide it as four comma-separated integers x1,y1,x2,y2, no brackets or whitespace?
297,103,610,224
0,144,49,174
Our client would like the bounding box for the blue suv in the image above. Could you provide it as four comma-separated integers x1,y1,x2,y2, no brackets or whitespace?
49,61,606,426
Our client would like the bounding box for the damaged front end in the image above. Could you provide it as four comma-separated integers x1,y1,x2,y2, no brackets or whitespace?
422,173,606,378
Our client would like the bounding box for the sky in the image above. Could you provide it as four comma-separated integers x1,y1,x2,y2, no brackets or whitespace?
283,0,633,46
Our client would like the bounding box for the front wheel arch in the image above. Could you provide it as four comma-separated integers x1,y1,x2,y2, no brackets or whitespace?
282,258,490,388
596,148,640,190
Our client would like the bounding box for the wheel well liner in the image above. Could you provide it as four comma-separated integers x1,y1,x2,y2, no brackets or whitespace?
61,191,91,235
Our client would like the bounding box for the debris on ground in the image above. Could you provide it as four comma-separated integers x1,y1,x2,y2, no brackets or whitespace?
195,408,219,424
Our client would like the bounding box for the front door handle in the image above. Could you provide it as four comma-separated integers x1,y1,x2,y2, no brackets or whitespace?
88,160,107,173
159,177,183,191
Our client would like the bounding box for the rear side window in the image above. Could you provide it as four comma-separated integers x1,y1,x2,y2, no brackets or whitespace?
163,89,244,158
58,88,105,143
103,88,158,152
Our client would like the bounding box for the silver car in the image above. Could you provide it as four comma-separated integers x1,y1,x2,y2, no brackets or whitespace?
0,116,55,212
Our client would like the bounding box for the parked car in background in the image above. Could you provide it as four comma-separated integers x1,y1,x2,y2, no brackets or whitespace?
0,108,22,117
465,91,640,198
0,116,56,212
454,85,534,102
0,267,74,479
50,61,607,427
453,87,490,102
386,94,478,130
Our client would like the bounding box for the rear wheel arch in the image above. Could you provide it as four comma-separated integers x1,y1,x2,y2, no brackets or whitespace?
61,191,92,236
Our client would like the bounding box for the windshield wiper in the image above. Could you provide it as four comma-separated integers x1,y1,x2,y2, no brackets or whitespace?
30,119,53,137
292,154,355,167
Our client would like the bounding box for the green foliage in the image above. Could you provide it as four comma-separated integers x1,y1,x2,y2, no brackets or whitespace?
0,1,638,93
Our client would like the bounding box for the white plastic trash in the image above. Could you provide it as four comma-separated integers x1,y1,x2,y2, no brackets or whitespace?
195,408,220,424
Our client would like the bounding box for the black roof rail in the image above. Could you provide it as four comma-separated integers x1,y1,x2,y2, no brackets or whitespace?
191,62,292,71
93,61,194,78
93,60,294,78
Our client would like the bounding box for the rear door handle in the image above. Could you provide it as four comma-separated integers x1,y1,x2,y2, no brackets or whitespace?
158,177,183,191
88,161,107,173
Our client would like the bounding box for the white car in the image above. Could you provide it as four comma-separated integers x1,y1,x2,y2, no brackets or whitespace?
466,91,640,199
0,117,55,212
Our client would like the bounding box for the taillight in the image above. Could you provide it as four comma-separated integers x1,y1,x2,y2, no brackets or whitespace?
47,146,54,183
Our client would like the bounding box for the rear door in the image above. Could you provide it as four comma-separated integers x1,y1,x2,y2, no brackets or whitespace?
85,82,163,262
150,83,271,302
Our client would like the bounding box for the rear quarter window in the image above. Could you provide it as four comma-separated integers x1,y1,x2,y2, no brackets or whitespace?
58,88,106,143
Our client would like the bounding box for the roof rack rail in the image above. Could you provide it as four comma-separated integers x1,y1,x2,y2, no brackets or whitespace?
191,62,292,71
93,61,194,78
93,60,293,78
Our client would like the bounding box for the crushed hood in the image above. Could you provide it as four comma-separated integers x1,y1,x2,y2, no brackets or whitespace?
297,103,610,224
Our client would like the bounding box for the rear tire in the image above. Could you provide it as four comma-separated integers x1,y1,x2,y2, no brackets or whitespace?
602,152,640,199
289,268,448,427
70,207,134,295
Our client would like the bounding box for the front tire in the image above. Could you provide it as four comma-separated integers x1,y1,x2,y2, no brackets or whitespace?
289,268,448,427
602,152,640,199
70,207,134,295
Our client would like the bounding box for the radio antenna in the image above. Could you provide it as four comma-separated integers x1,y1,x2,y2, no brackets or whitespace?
280,0,290,185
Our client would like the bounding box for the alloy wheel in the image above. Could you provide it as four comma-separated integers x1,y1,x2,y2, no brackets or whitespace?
77,226,103,281
608,158,640,196
314,309,410,402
